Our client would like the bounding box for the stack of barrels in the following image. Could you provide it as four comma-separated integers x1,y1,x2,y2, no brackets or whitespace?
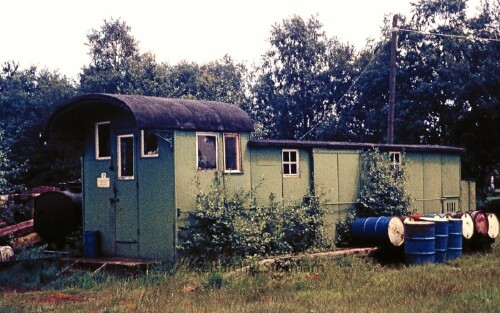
351,210,498,266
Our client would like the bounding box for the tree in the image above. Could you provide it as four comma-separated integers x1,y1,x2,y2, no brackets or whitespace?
0,61,77,188
251,15,356,139
79,18,140,94
164,55,249,107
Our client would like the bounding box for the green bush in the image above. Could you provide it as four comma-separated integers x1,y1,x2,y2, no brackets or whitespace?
178,174,327,264
358,149,412,217
335,149,413,246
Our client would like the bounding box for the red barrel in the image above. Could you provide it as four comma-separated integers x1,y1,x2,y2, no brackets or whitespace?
469,210,489,237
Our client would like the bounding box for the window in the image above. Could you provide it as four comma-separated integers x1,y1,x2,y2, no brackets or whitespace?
282,149,299,176
141,130,158,157
389,151,401,165
118,134,134,179
95,121,111,160
224,134,241,172
197,134,218,170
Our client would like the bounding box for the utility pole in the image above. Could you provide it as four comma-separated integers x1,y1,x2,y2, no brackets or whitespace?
387,14,398,144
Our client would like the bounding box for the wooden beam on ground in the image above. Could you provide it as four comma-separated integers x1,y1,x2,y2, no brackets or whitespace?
0,220,34,240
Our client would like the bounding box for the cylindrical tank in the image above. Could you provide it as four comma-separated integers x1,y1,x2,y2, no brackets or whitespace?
447,218,463,260
487,213,499,239
421,217,448,263
469,210,489,237
404,221,435,265
351,216,404,247
451,212,474,239
33,190,82,244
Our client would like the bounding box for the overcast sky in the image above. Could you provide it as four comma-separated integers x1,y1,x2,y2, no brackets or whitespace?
1,0,482,80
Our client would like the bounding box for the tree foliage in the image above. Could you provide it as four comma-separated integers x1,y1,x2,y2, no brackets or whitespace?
80,18,140,94
0,61,77,188
250,15,356,139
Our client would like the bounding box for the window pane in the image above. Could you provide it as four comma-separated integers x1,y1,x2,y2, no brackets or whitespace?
290,151,297,162
225,136,238,171
143,131,158,156
97,123,110,158
119,136,134,178
283,164,290,175
290,164,297,175
283,151,290,162
198,135,217,170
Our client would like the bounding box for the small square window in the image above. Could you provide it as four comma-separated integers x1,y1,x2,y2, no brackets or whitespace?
389,151,401,165
282,149,299,176
95,121,111,160
197,134,218,170
141,130,159,158
224,134,241,172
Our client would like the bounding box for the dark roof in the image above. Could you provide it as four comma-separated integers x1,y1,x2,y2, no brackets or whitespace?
45,94,253,139
249,139,464,154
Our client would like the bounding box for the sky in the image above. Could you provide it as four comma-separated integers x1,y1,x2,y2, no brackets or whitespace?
1,0,482,80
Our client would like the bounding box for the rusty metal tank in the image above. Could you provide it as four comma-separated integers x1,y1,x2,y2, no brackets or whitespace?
33,190,82,245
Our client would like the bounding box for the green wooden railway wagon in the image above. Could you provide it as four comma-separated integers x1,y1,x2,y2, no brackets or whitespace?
45,94,465,261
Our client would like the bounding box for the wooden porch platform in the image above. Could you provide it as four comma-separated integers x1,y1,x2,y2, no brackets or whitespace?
58,257,161,276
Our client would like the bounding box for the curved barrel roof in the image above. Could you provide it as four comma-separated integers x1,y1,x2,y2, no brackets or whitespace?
45,94,254,139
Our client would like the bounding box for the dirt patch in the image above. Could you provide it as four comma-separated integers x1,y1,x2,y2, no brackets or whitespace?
4,291,89,305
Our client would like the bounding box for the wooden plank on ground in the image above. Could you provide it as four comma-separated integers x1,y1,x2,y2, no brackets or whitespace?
0,220,34,240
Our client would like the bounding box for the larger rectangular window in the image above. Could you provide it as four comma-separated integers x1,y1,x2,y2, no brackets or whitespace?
197,133,218,171
118,134,134,179
95,121,111,160
224,134,241,172
282,149,299,177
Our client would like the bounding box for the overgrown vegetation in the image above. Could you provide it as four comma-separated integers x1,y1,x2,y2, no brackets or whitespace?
178,174,328,264
0,243,498,312
335,149,413,246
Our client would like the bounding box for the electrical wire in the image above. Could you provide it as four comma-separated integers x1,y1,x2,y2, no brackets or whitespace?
298,44,385,141
397,27,500,42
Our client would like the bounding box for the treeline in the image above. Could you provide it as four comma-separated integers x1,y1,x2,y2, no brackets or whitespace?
0,0,498,197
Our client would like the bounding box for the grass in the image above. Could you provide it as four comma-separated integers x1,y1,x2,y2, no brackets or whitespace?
0,243,499,313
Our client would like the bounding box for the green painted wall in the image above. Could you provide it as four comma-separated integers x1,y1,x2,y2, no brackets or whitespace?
250,148,311,206
173,131,252,229
312,149,360,239
137,133,175,261
312,150,461,239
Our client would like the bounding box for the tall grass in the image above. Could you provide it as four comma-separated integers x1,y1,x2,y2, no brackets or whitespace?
1,243,499,313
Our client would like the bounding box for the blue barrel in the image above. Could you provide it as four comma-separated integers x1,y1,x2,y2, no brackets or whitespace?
351,217,405,247
83,230,100,258
404,221,435,265
447,218,463,260
421,217,449,263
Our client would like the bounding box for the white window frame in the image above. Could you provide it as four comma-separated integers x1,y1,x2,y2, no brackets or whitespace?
95,121,111,160
117,134,135,180
141,130,159,158
223,133,242,173
389,151,402,165
282,149,299,177
196,133,218,171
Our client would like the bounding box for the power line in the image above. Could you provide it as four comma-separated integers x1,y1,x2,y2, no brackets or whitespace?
298,44,385,141
397,27,500,43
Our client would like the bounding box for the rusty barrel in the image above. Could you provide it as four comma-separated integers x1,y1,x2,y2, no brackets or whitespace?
421,217,448,263
451,212,474,239
404,221,435,265
486,213,499,239
351,217,404,247
469,210,489,237
447,218,463,260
